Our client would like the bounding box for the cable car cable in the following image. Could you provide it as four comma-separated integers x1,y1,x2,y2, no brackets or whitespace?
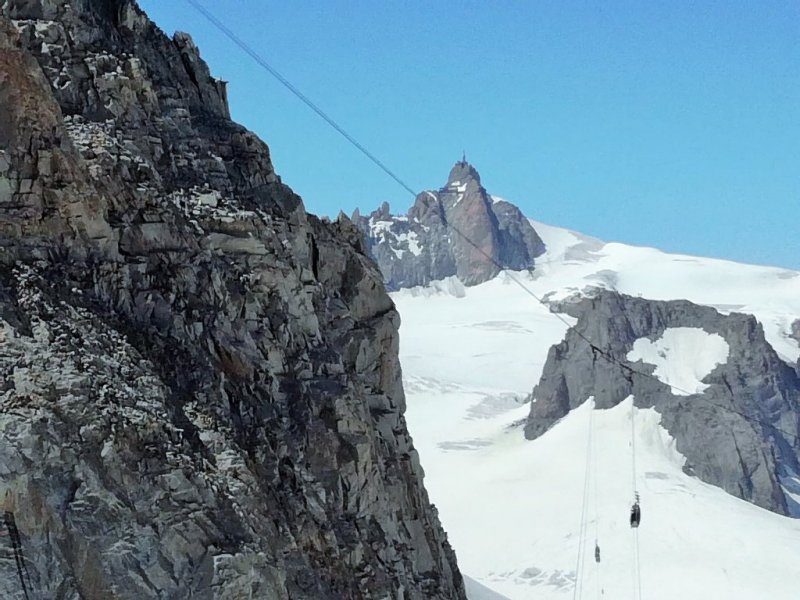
185,0,800,445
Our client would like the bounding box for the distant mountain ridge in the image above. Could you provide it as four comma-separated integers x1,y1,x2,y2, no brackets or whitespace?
353,160,545,290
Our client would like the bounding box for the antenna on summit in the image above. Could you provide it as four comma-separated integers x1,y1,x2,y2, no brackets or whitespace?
461,150,467,163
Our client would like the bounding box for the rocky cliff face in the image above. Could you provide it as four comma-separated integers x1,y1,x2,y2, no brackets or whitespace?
0,1,465,598
525,290,800,516
354,161,545,290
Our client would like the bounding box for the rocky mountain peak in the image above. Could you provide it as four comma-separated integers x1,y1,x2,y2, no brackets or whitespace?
445,158,481,188
354,160,545,290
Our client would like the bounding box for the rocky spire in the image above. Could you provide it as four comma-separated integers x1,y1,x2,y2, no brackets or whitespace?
446,158,482,188
354,159,545,289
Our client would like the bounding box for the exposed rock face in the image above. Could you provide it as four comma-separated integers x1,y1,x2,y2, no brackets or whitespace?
790,318,800,346
354,161,545,290
525,291,800,516
0,1,465,598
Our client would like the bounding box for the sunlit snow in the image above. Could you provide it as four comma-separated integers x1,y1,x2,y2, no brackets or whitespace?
396,231,422,256
368,217,393,236
392,219,800,600
627,328,730,395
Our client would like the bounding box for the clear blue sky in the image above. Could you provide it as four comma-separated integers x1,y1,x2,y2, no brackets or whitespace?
139,0,799,269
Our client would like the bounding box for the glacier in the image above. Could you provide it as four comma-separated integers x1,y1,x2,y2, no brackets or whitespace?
393,219,800,599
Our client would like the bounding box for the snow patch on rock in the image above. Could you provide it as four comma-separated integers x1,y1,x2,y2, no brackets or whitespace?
369,217,394,236
397,230,422,256
627,327,730,395
394,275,467,298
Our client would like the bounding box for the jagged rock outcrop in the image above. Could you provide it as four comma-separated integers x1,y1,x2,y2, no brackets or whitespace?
525,290,800,516
0,1,465,598
792,319,800,377
354,160,545,290
790,318,800,346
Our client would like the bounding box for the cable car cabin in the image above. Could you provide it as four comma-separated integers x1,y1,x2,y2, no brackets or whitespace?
630,501,641,528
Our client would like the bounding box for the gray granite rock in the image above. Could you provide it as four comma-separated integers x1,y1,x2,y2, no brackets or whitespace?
0,1,465,598
354,161,545,290
790,318,800,346
525,290,800,516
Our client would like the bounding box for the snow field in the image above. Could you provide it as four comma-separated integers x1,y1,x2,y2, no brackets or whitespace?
529,219,800,363
392,219,800,599
627,327,730,395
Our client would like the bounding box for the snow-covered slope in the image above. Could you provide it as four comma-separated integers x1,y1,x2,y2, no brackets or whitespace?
529,219,800,363
392,222,800,600
463,576,513,600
